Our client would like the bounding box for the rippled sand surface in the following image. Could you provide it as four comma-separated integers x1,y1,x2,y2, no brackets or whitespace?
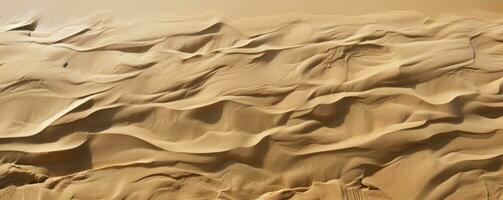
1,11,503,199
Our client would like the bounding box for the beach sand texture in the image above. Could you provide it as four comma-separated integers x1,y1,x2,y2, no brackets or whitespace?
1,10,503,199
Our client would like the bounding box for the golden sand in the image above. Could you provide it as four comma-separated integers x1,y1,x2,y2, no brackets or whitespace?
0,8,503,200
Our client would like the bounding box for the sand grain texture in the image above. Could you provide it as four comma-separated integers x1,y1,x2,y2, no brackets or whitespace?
1,11,503,199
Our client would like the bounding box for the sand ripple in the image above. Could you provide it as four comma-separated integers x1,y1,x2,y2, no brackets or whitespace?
0,11,503,199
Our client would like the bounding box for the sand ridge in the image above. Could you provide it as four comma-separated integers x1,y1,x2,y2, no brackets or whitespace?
0,11,503,199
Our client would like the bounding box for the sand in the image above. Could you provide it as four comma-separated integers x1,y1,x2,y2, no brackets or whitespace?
2,0,503,31
1,8,503,200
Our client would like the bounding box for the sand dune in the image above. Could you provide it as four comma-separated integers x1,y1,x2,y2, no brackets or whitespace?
1,11,503,199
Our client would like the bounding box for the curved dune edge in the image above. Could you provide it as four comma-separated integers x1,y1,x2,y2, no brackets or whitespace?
1,11,503,199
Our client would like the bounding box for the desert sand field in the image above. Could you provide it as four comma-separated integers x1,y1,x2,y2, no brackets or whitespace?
1,1,503,200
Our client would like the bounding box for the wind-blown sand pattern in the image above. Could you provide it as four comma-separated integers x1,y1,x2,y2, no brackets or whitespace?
1,11,503,199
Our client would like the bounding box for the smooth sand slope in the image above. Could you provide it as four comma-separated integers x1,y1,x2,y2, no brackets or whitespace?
1,11,503,199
